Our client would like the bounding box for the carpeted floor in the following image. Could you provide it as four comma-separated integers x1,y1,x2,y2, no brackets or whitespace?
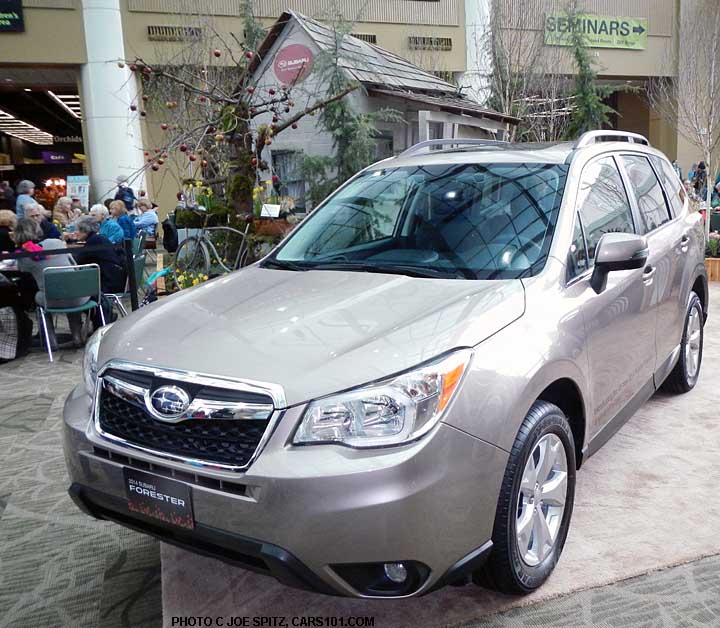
0,342,162,628
460,554,720,627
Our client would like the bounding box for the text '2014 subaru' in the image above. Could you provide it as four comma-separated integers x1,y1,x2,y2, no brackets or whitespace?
64,131,707,598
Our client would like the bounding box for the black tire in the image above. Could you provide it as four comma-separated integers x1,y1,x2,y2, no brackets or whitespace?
661,292,704,394
475,401,576,594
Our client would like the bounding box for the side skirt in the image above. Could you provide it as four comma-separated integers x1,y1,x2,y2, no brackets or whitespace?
582,376,655,461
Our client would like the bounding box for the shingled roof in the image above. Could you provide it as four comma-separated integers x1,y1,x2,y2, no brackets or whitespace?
254,11,519,125
292,12,458,94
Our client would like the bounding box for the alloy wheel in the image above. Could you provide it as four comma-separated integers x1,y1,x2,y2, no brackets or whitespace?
685,306,702,380
515,433,568,566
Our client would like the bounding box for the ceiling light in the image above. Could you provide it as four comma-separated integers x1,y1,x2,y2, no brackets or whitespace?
0,108,53,145
47,91,83,119
24,88,31,92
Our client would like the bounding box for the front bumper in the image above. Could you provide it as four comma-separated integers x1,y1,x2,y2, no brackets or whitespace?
63,383,507,597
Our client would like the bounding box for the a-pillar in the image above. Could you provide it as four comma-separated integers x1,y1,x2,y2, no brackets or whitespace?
79,0,145,202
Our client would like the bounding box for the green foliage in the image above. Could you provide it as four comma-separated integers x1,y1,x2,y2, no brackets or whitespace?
297,17,402,206
565,11,617,138
707,236,720,258
241,0,265,52
299,154,337,207
301,102,402,206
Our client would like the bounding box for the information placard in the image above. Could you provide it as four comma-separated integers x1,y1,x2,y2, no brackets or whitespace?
0,0,24,33
545,13,648,50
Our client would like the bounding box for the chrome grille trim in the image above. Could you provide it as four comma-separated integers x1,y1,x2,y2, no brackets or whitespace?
91,359,287,472
103,374,274,423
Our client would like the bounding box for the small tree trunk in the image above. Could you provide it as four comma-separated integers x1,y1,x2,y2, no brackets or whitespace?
227,118,256,216
706,153,712,242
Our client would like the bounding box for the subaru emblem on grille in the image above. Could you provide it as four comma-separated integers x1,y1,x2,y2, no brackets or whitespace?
146,385,191,421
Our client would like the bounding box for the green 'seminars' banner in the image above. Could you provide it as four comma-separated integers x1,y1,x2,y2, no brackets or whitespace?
545,13,648,50
0,0,23,33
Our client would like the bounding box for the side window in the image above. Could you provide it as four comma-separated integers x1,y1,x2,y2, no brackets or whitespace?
576,157,634,267
622,155,672,233
650,155,685,217
567,214,589,280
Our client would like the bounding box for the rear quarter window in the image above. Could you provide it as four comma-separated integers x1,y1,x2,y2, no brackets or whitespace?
651,155,685,217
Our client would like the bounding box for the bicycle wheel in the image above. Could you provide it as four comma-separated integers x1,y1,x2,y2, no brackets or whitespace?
204,227,247,272
173,237,210,288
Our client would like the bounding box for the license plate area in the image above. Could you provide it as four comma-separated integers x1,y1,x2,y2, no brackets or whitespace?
123,467,194,530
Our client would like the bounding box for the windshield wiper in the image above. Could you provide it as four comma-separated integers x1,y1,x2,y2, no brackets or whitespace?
305,262,470,279
262,259,308,272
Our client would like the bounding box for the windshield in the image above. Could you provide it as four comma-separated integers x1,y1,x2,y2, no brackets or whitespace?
269,162,569,280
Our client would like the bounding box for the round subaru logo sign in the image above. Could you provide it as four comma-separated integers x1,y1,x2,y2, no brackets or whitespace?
147,385,191,421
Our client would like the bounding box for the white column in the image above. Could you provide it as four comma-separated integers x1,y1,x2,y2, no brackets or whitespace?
462,0,493,105
80,0,145,202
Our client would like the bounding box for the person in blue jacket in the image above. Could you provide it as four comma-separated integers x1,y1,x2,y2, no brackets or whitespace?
110,200,137,240
89,204,124,243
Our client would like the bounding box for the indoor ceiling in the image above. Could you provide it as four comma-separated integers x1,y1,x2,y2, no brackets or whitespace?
0,89,82,145
0,65,82,145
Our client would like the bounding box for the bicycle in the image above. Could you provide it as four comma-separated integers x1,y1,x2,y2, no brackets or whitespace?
172,205,250,288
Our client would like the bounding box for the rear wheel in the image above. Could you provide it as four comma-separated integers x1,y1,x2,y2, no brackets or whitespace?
661,291,704,394
476,401,576,594
173,237,210,288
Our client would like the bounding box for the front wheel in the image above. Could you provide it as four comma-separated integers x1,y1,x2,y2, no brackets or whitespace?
476,401,576,594
661,291,704,394
173,237,210,288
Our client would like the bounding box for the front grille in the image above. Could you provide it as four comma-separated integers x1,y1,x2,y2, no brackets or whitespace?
98,391,270,468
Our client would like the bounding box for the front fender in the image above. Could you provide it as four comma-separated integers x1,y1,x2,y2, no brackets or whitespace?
443,319,590,453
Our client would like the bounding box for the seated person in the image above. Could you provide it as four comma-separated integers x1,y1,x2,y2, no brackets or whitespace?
89,204,124,244
73,216,127,294
133,199,159,236
53,196,80,228
13,218,87,348
109,200,137,240
712,182,720,209
25,203,61,240
0,209,16,252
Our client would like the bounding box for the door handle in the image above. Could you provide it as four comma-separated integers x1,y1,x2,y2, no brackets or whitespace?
643,265,656,285
678,235,690,253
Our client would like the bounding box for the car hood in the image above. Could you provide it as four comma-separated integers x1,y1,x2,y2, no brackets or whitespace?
98,267,525,406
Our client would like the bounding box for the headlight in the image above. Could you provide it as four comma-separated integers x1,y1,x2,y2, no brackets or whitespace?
293,349,472,448
83,324,113,395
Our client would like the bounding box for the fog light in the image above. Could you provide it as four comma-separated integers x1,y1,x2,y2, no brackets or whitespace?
383,562,407,583
332,560,429,596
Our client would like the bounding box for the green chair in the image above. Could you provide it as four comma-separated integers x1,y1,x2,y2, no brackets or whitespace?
105,254,146,317
710,212,720,233
132,232,146,256
38,264,106,362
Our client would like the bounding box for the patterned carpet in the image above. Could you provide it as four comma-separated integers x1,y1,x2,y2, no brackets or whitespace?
0,344,161,628
460,555,720,627
1,320,719,628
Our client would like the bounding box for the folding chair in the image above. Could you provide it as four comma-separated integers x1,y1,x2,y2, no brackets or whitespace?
37,264,106,362
105,254,146,317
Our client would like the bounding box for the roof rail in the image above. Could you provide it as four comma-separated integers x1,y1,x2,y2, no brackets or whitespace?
399,138,511,157
575,130,650,148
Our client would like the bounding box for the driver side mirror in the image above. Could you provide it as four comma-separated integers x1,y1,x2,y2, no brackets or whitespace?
590,232,649,294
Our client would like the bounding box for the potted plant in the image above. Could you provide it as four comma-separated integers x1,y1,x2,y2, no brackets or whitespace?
705,232,720,281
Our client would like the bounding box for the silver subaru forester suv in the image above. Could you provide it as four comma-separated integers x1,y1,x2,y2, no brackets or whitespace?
63,131,707,598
